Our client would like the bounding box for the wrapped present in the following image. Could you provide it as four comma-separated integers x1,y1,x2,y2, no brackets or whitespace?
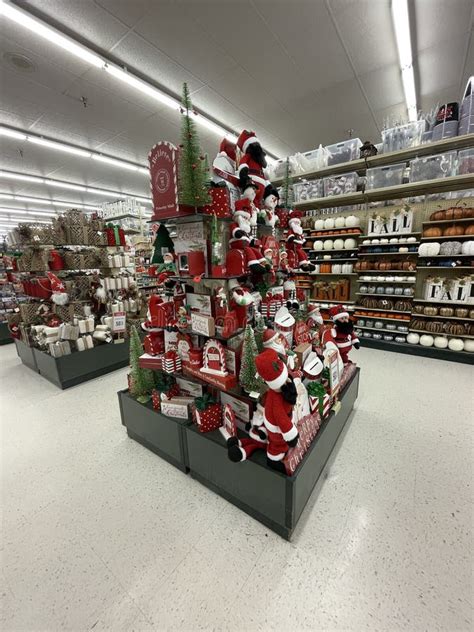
151,389,161,411
193,394,222,433
202,188,232,217
307,382,331,418
59,323,79,340
49,340,72,357
78,317,95,334
139,353,164,370
76,335,94,351
163,350,182,374
105,224,123,246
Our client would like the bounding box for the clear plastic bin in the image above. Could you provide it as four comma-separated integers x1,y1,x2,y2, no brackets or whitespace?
460,94,474,119
323,172,358,197
409,151,457,182
293,179,324,202
365,162,406,190
459,115,474,135
324,138,361,166
432,120,459,141
458,148,474,174
382,120,427,153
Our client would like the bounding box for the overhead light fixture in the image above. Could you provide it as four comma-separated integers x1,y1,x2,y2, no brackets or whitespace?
391,0,417,122
0,191,100,210
0,127,27,140
0,207,58,216
0,1,279,159
28,136,92,157
91,154,139,171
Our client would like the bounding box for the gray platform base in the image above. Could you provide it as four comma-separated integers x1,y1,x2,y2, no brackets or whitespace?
186,368,360,540
32,340,130,389
118,389,189,473
361,337,474,365
0,322,13,345
14,338,39,371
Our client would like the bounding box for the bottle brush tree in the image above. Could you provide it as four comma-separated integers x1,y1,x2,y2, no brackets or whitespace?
151,223,175,264
239,324,265,394
129,325,155,403
281,157,294,210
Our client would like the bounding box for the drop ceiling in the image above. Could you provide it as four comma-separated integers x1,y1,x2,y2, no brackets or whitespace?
0,0,473,222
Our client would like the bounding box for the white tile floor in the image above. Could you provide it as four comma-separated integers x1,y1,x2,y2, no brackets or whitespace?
1,342,472,632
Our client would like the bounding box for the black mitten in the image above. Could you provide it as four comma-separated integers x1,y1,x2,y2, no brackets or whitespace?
287,434,299,448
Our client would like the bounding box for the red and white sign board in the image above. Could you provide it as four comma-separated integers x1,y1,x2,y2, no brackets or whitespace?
112,311,126,332
149,142,181,220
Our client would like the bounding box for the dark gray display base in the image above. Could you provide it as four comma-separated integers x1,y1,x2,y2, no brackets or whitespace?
14,338,38,371
0,322,13,345
32,340,130,389
186,369,360,540
118,389,189,473
361,337,474,365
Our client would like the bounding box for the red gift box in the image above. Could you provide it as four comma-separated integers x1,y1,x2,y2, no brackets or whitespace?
276,208,289,228
202,187,232,218
144,331,165,356
188,348,203,369
151,389,161,410
163,350,182,374
139,353,164,370
194,401,222,433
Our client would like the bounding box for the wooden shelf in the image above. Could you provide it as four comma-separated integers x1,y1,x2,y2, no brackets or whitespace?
356,279,415,284
357,292,414,298
311,272,357,276
358,250,419,255
353,312,411,322
306,232,362,239
409,328,474,339
358,232,421,239
420,234,473,241
410,313,473,322
272,134,474,184
355,306,412,315
356,325,409,335
414,299,472,306
306,247,359,253
417,266,473,270
309,258,357,263
313,299,355,305
422,217,474,226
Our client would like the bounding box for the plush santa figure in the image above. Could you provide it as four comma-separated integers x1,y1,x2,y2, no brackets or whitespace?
228,278,254,327
237,182,260,227
306,303,323,329
286,210,315,272
212,138,240,188
279,246,291,273
326,304,359,364
302,351,324,383
227,348,299,473
260,184,280,228
283,278,299,310
47,272,68,305
236,130,271,207
227,207,269,275
156,252,176,285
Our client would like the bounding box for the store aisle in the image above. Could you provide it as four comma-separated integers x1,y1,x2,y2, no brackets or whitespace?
1,344,472,632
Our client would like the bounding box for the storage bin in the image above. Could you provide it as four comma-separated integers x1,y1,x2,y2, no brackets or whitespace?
460,94,474,119
382,120,426,153
366,162,405,190
458,148,474,175
458,115,474,136
323,172,358,197
293,179,323,202
409,151,457,182
432,120,458,141
325,138,361,166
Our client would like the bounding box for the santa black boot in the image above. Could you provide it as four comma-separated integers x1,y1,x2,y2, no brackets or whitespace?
266,458,287,474
300,261,316,272
227,437,245,462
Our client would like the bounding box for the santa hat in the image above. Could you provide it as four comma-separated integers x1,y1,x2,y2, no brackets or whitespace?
262,328,279,348
47,272,68,306
255,348,288,390
228,279,254,306
263,184,279,201
219,138,236,162
233,199,251,220
329,304,349,322
303,352,324,379
288,210,303,228
237,129,259,153
307,303,321,317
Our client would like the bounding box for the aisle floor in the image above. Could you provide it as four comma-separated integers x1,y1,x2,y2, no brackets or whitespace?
0,343,472,632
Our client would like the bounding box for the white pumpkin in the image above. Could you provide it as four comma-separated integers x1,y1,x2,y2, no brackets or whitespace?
419,334,434,347
380,238,389,244
333,238,345,250
324,218,335,229
345,215,360,227
323,255,332,260
335,216,345,228
406,276,416,282
314,219,325,230
362,239,371,245
376,276,385,282
418,242,441,257
407,237,417,243
407,333,420,345
448,338,464,352
313,240,324,251
371,239,380,244
344,238,357,250
398,247,409,253
461,240,474,256
463,339,474,352
389,238,399,243
323,239,334,250
434,336,448,349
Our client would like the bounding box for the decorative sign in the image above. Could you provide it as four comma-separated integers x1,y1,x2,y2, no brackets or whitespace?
186,293,212,316
368,208,413,236
220,392,252,423
112,311,126,332
175,377,203,397
328,349,341,397
219,404,237,441
191,313,215,337
149,142,180,220
161,398,192,419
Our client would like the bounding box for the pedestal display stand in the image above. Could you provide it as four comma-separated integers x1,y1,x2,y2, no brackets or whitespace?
14,338,38,371
0,322,12,345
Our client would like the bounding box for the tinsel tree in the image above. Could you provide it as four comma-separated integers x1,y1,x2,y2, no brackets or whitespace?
178,82,211,207
281,157,294,210
239,324,265,394
129,326,155,403
151,223,174,264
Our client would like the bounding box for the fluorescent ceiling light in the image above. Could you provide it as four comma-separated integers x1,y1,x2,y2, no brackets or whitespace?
0,207,58,216
28,136,92,158
0,191,100,210
92,154,139,171
44,180,87,192
0,1,279,159
0,172,45,184
391,0,417,122
0,127,27,140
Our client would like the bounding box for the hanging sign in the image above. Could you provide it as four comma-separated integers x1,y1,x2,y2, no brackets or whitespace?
149,141,180,220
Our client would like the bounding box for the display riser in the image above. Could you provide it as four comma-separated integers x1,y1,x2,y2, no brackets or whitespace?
30,340,130,389
14,338,39,371
118,389,189,473
361,338,474,365
186,369,360,540
0,322,13,345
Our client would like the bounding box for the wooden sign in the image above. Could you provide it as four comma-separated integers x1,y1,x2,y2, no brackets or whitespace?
220,391,252,423
191,313,215,337
175,377,203,397
186,293,212,316
161,397,192,419
219,403,237,441
328,349,341,397
149,142,181,220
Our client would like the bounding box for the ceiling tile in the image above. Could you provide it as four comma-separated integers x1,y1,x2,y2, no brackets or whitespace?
96,0,153,29
417,37,467,98
359,64,404,111
414,0,473,51
0,137,69,175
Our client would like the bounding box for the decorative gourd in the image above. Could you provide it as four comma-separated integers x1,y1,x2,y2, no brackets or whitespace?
407,333,420,344
333,238,344,250
440,241,462,255
380,238,389,244
462,207,474,218
413,305,424,314
406,237,417,243
398,247,409,253
314,219,325,230
445,322,466,335
434,336,448,348
463,339,474,352
334,217,345,228
418,242,441,257
429,210,445,221
402,261,416,271
464,224,474,236
452,207,464,219
323,239,334,250
419,334,434,347
461,240,474,255
455,308,469,318
439,307,454,317
423,227,443,238
324,218,335,229
448,338,464,351
344,238,357,250
362,239,371,245
313,241,324,251
345,215,360,228
443,225,464,236
394,300,412,312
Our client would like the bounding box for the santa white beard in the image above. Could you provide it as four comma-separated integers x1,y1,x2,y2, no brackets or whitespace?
95,286,107,301
52,292,68,306
237,219,251,234
265,339,287,356
290,222,303,235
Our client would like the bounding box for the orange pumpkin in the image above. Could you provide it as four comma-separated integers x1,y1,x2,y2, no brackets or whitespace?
423,227,443,238
429,210,445,221
443,225,464,236
452,207,464,219
464,224,474,235
462,207,474,218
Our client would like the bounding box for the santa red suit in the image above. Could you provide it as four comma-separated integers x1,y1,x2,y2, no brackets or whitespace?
286,211,315,271
228,206,268,274
324,305,360,364
211,138,239,186
236,130,271,207
228,279,254,328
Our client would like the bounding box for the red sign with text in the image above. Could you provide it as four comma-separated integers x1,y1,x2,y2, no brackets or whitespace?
149,142,181,220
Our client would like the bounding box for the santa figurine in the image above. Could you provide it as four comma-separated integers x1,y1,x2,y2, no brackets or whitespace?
306,303,324,329
227,348,299,473
228,278,255,328
236,130,271,207
237,182,260,228
212,138,240,188
279,246,292,273
286,210,315,272
324,304,359,365
227,207,270,275
260,184,280,229
47,272,68,305
302,351,324,384
156,252,176,285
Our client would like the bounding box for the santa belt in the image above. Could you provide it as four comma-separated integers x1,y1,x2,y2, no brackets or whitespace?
213,166,240,187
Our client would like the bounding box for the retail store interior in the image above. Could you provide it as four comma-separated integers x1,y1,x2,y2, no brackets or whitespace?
0,1,473,631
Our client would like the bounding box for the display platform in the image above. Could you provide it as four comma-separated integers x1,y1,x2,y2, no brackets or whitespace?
14,338,38,371
118,389,190,473
186,368,360,540
0,322,13,345
361,338,474,365
21,340,131,389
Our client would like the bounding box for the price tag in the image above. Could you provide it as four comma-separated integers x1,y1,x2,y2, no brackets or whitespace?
112,311,126,332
